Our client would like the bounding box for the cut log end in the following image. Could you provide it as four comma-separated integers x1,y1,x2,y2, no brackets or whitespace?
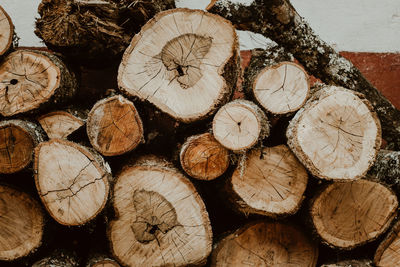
38,111,85,139
0,5,13,56
311,179,398,249
210,221,318,267
374,220,400,267
109,157,212,266
86,254,120,267
0,185,44,261
253,61,309,114
287,86,381,180
213,100,269,151
118,8,238,122
229,145,308,217
180,133,229,180
87,95,143,156
35,139,110,226
321,259,373,267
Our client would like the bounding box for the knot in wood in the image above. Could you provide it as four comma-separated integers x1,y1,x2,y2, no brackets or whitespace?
131,190,179,243
160,33,212,89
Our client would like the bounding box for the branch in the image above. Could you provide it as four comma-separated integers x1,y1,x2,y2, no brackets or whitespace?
207,0,400,149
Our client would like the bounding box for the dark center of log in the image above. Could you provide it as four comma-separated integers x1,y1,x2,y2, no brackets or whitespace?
10,79,18,85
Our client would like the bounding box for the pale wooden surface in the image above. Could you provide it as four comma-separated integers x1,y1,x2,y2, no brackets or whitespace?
35,139,110,226
38,111,85,139
118,8,238,122
0,5,13,56
210,221,318,267
109,157,212,266
287,86,381,180
230,145,308,216
213,99,268,151
374,220,400,267
311,179,398,249
0,185,44,261
0,50,60,116
253,61,309,114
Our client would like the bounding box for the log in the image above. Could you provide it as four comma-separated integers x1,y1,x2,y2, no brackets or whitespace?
374,220,400,267
35,0,175,63
0,185,44,261
179,132,230,181
32,250,80,267
87,95,144,156
207,0,400,150
118,8,239,122
287,85,381,181
109,156,212,266
321,259,373,267
310,179,398,249
368,150,400,194
86,254,120,267
34,139,111,226
244,49,309,115
212,99,269,152
227,145,308,217
0,5,13,56
0,50,78,117
0,120,44,174
210,221,318,266
38,110,85,139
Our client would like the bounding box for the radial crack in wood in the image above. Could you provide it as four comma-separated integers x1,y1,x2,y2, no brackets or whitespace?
0,185,44,261
374,220,400,267
210,221,318,267
118,8,239,122
35,139,110,226
213,99,269,152
0,5,13,56
287,86,381,180
109,157,212,266
229,145,308,217
180,133,230,180
253,61,309,114
311,179,398,249
87,95,143,156
0,50,77,117
38,111,85,139
0,120,44,174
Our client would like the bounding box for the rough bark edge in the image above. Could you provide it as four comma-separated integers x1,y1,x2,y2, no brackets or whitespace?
374,219,400,266
34,139,111,226
207,0,400,150
32,250,80,267
108,155,213,267
212,99,270,152
86,254,120,267
179,133,230,180
0,184,45,261
210,220,319,267
320,259,373,267
0,119,45,173
1,50,78,117
0,5,14,56
86,95,144,156
117,8,239,123
286,86,382,181
309,180,398,250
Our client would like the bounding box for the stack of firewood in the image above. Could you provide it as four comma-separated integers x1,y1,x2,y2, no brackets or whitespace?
0,1,399,266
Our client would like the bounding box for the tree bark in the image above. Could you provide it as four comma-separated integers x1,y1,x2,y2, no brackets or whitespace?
38,110,85,139
35,0,175,64
179,132,230,181
210,221,318,266
310,179,398,249
207,0,400,150
118,8,239,122
0,120,45,174
109,156,212,267
86,254,120,267
212,99,269,152
0,185,44,261
374,220,400,267
244,48,310,115
368,150,400,195
321,259,373,267
34,139,111,226
0,5,14,57
87,95,144,156
32,250,80,267
287,86,381,180
0,50,78,117
226,145,308,217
